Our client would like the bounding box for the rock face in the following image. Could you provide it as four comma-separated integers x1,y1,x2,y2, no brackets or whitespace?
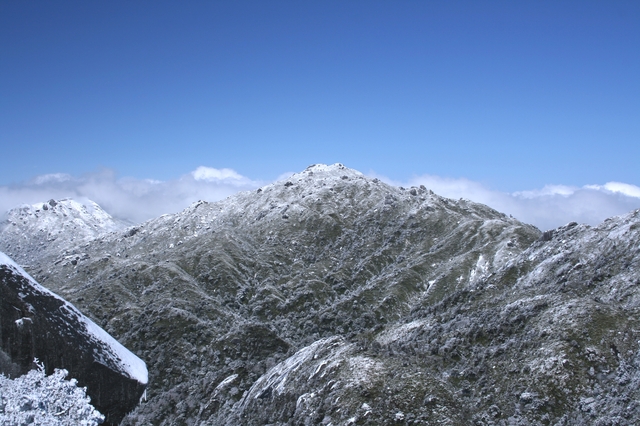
4,163,640,425
0,252,147,425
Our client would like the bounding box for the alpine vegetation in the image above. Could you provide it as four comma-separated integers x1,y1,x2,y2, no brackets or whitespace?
1,164,640,425
0,360,104,426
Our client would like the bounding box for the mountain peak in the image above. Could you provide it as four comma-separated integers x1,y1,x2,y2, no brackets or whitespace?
261,163,366,191
0,198,125,265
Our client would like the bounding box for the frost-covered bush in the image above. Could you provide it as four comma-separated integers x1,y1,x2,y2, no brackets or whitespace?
0,360,104,425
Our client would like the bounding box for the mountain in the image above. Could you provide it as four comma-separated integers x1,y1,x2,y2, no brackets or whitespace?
0,251,147,425
0,198,125,267
3,163,640,425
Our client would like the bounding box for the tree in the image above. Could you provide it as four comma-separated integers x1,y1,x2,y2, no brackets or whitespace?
0,359,104,425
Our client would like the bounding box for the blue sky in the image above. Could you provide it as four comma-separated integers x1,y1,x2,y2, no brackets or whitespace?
1,1,639,229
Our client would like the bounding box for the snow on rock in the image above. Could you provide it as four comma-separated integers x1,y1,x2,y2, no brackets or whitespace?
0,251,147,385
0,250,147,425
234,336,383,424
0,198,125,266
242,336,345,403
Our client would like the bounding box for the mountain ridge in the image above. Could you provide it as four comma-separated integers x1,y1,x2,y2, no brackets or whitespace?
2,163,639,424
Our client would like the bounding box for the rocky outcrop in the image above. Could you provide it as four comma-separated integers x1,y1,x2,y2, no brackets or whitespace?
0,198,125,267
0,252,147,425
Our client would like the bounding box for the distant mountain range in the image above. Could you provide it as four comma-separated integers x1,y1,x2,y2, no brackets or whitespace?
2,163,640,425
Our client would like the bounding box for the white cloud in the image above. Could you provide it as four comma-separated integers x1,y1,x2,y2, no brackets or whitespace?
2,166,639,232
31,173,72,185
191,166,249,183
371,173,640,231
0,167,262,225
514,184,577,198
586,182,640,199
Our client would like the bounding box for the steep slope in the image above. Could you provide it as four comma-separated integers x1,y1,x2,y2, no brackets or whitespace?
0,251,147,425
14,164,543,424
0,198,125,267
206,211,640,425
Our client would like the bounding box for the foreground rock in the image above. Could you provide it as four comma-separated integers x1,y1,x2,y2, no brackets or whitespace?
0,252,147,425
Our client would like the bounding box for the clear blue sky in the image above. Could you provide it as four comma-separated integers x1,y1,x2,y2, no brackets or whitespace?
1,1,639,191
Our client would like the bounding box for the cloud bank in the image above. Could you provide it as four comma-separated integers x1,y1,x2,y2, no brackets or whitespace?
1,166,639,231
0,167,262,225
374,174,640,231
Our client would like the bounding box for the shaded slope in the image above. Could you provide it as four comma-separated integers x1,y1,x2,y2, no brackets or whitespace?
0,252,147,425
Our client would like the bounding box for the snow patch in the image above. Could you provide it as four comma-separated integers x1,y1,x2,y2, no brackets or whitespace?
214,374,239,392
82,315,148,385
376,319,428,345
469,254,489,283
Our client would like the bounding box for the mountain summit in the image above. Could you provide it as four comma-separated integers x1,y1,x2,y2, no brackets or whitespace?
2,163,640,424
0,198,125,266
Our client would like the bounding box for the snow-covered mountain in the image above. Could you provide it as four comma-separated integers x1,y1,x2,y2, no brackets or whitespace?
3,163,640,424
0,251,146,425
0,198,125,267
